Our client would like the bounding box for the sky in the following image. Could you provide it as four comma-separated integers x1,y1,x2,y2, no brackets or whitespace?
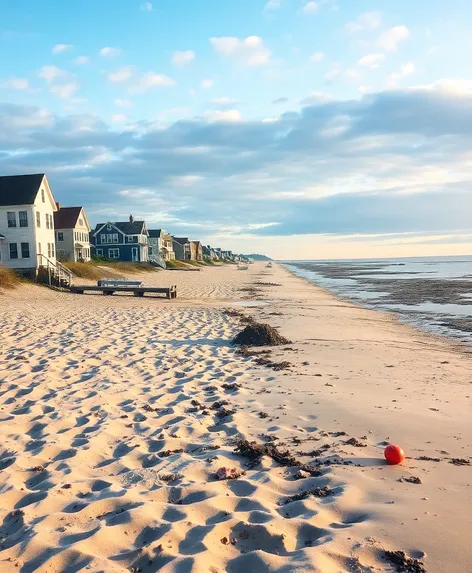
1,0,472,260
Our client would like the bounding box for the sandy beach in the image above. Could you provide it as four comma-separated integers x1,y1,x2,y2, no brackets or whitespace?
0,263,471,573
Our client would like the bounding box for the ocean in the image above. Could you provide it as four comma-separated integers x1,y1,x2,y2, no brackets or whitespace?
283,256,472,343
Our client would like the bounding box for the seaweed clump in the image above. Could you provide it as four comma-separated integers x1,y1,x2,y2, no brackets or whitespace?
232,322,291,347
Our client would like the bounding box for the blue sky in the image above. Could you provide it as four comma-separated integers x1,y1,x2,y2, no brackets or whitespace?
1,0,472,259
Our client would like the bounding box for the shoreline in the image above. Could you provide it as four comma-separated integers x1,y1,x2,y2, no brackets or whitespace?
281,261,472,353
0,263,471,572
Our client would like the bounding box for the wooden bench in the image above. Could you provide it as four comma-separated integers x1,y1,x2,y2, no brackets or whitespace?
97,280,144,287
70,285,177,299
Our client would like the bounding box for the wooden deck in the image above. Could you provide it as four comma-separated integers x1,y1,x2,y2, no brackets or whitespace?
69,284,177,299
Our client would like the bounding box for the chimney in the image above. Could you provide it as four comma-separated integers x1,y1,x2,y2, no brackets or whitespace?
129,214,134,223
56,202,61,210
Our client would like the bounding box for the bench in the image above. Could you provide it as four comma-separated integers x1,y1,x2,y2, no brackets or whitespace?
98,280,144,287
70,285,177,299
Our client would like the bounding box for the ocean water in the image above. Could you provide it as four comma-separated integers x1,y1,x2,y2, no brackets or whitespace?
283,256,472,343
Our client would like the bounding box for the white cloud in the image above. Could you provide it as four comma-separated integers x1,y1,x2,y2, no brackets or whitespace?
324,68,341,83
52,43,73,54
37,65,79,99
378,25,410,51
201,79,214,89
264,0,281,9
129,72,175,93
210,36,271,66
108,66,134,83
358,53,385,68
1,77,31,90
171,175,204,186
388,62,416,85
204,109,242,122
171,50,195,67
38,65,65,82
115,98,132,108
100,46,121,57
302,2,318,13
310,51,325,63
111,114,127,123
140,1,152,10
211,97,239,107
345,11,381,33
345,69,362,82
50,81,79,99
74,56,89,65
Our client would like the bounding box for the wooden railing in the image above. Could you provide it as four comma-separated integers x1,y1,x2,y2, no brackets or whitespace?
37,254,73,287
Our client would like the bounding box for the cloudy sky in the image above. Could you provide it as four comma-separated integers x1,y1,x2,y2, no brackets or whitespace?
1,0,472,259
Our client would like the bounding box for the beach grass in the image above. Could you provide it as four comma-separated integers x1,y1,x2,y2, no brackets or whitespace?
64,261,158,280
0,266,20,289
166,260,190,269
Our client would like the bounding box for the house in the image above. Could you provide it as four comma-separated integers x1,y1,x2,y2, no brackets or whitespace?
0,174,58,276
172,237,191,260
213,248,222,260
54,205,91,262
148,229,175,264
202,245,213,260
190,240,203,262
91,215,149,262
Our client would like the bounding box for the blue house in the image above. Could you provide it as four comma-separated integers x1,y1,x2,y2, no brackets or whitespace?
91,215,149,262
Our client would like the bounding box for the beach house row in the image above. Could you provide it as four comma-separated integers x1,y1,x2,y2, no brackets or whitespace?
89,218,242,265
0,174,245,275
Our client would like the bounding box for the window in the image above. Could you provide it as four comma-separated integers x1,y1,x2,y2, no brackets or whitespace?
96,248,103,256
79,218,84,227
51,243,55,257
112,233,119,243
127,236,133,243
19,211,28,227
36,211,41,228
21,242,30,258
41,189,45,203
57,232,64,242
47,243,51,258
45,214,50,229
100,235,107,244
7,212,16,228
107,223,112,231
9,243,18,259
108,248,120,259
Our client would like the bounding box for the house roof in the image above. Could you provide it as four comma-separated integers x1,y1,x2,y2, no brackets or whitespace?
148,229,163,238
0,174,45,206
191,240,202,246
173,237,190,245
95,221,146,235
54,207,83,230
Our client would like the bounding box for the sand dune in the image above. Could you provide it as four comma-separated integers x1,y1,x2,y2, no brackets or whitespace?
0,263,471,572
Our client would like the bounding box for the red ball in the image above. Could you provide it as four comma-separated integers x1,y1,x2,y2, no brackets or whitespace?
384,444,405,465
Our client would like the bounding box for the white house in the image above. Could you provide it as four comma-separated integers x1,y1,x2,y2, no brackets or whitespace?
54,205,92,262
0,174,58,276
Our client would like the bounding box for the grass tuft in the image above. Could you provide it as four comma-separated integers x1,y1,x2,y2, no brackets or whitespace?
64,261,158,280
0,266,21,290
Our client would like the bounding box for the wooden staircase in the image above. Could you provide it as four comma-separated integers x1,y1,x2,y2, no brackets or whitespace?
37,255,73,288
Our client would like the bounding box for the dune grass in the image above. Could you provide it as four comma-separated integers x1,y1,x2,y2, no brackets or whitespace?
0,266,21,290
166,260,190,269
64,261,158,280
